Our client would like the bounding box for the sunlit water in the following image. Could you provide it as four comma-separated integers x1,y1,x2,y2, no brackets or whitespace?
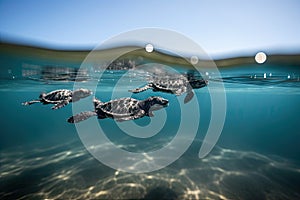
1,50,300,200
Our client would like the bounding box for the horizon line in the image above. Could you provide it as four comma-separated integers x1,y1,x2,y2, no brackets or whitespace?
1,33,300,59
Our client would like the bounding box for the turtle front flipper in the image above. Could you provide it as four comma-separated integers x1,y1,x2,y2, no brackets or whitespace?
129,84,152,93
116,110,145,122
67,111,97,123
115,116,135,122
184,91,194,104
22,100,41,106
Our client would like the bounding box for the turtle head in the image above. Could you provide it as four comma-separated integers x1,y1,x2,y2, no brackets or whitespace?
189,79,208,89
72,88,92,101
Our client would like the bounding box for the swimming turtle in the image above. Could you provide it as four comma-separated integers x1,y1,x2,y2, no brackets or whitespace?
67,96,169,123
129,74,208,103
22,88,92,109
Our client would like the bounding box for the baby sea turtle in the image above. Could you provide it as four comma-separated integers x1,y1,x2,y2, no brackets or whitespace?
22,88,92,109
129,74,208,103
67,96,169,123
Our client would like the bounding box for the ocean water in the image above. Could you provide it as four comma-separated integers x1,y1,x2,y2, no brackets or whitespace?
1,48,300,200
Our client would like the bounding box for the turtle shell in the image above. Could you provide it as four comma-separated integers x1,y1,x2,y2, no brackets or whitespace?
152,76,188,95
99,97,141,117
42,89,72,103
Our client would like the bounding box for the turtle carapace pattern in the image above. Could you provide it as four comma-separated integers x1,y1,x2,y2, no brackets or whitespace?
129,74,208,103
67,96,169,123
22,88,92,109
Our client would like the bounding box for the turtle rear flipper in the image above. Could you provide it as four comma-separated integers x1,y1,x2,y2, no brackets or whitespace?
147,111,154,117
129,84,152,93
52,99,70,110
184,91,194,104
22,100,40,106
67,111,97,123
93,98,103,107
39,92,46,98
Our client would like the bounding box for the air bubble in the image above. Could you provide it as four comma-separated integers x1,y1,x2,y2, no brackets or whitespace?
190,56,198,64
145,44,154,53
255,52,267,64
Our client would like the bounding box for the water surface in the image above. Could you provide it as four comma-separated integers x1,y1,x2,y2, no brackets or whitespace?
1,47,300,199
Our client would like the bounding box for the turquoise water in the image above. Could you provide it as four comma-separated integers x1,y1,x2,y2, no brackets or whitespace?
1,50,300,200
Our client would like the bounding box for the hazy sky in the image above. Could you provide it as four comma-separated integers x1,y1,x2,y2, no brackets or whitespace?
1,0,300,57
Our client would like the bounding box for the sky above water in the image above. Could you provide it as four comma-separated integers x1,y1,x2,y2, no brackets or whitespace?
0,0,300,57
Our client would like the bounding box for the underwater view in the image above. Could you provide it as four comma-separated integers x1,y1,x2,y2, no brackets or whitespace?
1,1,300,199
0,41,300,200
